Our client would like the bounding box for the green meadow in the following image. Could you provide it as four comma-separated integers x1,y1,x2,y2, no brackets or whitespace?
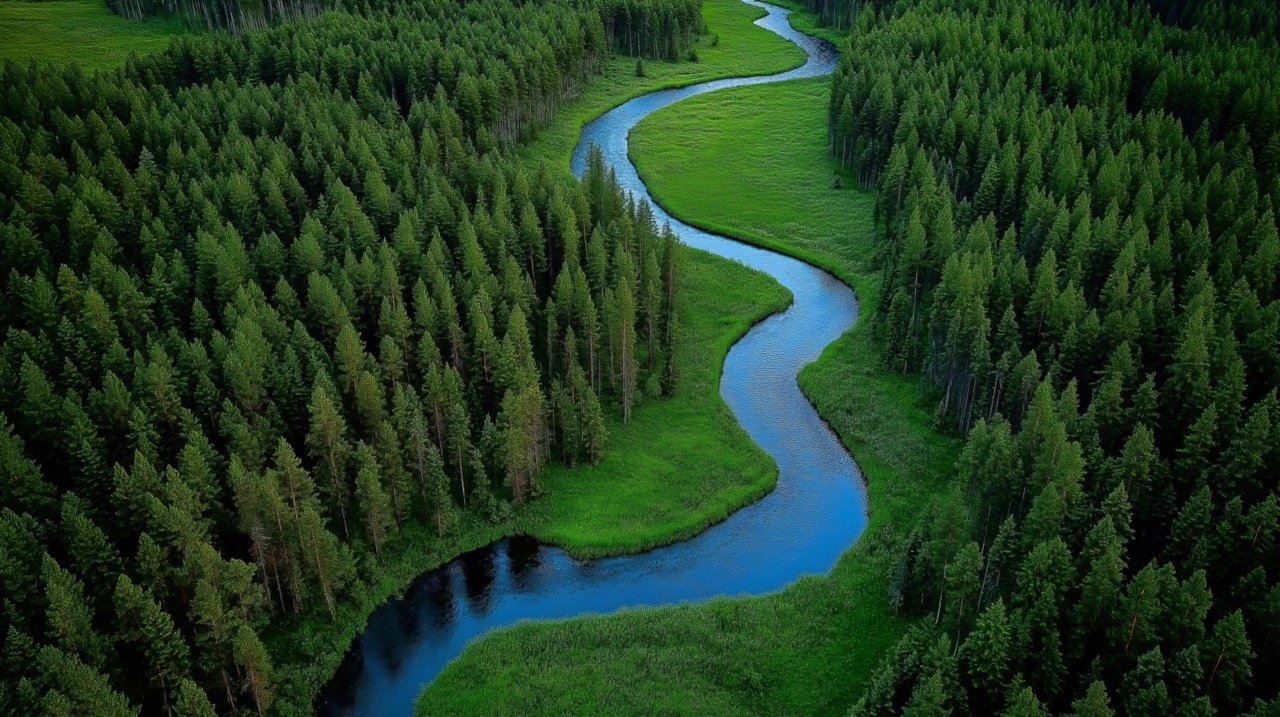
0,0,180,70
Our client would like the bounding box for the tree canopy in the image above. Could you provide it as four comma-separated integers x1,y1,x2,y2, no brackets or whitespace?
0,0,693,712
831,0,1280,714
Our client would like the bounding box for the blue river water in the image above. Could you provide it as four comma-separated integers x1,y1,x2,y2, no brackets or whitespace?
316,4,861,714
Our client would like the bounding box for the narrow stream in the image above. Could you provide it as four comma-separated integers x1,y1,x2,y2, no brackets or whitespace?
316,4,861,714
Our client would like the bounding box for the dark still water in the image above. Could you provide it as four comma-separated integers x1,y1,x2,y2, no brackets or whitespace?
317,4,859,714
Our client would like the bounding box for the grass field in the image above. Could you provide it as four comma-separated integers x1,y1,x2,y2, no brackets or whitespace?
418,55,961,717
632,78,871,286
770,0,849,47
0,0,180,70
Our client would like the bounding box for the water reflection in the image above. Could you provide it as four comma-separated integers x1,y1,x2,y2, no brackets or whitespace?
459,546,497,615
507,535,542,590
317,3,861,715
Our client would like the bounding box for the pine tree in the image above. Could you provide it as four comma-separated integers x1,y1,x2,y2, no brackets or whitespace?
374,420,412,524
1175,406,1219,488
1019,585,1064,701
231,624,274,714
305,382,352,538
577,371,607,464
1074,518,1126,641
60,497,124,608
500,384,546,503
1204,610,1254,711
1002,685,1047,717
394,388,456,533
0,509,46,635
35,645,136,717
41,555,107,671
353,443,393,556
1166,307,1213,435
1121,647,1172,717
961,600,1012,712
614,244,638,423
114,574,190,711
1070,681,1115,717
334,323,367,396
173,679,217,717
442,366,474,506
0,418,55,519
902,671,951,717
660,228,680,395
1113,562,1169,659
295,502,354,618
223,319,270,416
945,541,983,643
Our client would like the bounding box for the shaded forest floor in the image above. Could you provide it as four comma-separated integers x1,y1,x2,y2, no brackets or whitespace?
417,37,961,717
0,0,181,70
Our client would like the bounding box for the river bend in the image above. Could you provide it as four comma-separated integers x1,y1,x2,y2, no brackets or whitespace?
317,4,861,714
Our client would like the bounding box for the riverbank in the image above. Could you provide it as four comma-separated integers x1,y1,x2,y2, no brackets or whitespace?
417,66,960,717
517,0,805,175
635,78,963,701
522,248,790,557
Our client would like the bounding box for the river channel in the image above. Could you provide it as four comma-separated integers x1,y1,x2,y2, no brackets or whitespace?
316,5,860,714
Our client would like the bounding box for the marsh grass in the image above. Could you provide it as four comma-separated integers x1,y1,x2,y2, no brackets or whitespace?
0,0,181,70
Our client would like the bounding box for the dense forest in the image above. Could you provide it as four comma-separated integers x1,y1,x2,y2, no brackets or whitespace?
829,0,1280,714
102,0,702,53
105,0,335,33
0,0,697,712
6,0,1280,712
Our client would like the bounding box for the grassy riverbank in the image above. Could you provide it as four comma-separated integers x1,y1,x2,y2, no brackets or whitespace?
769,0,848,46
518,0,805,174
633,78,870,286
523,249,790,557
0,0,181,69
419,53,960,717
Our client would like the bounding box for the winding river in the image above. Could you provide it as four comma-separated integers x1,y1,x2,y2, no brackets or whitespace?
316,4,861,714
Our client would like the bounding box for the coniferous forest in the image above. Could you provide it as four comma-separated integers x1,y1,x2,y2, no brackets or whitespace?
3,0,1280,713
830,0,1280,714
0,0,691,712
